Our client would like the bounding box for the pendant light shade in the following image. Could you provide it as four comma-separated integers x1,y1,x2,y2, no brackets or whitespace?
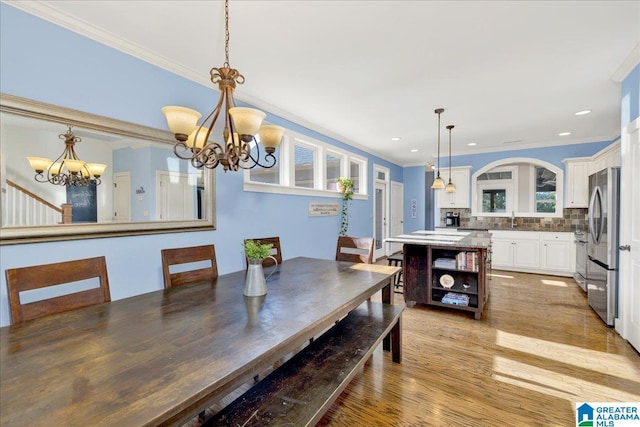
431,108,445,189
445,124,456,193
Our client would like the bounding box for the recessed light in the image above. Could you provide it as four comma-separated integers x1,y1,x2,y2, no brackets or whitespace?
575,110,591,116
467,142,477,146
410,148,419,152
391,137,401,141
559,132,571,136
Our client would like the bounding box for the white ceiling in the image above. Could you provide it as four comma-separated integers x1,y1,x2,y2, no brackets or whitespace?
7,0,640,166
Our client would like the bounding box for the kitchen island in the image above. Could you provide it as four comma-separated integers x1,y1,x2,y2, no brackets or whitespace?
386,230,492,320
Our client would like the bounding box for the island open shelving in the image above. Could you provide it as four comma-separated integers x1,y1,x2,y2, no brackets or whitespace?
386,231,491,320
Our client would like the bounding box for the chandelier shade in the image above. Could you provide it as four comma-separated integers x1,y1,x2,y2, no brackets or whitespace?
162,0,281,171
431,108,446,189
445,124,456,193
161,106,202,140
26,126,107,187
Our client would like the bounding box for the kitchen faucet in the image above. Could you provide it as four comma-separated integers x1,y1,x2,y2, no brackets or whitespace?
511,211,516,228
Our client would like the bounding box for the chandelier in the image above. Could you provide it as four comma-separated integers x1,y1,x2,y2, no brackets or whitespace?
27,126,107,187
431,108,445,189
445,124,456,193
162,0,283,172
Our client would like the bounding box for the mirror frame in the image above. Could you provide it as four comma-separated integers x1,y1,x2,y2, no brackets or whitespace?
0,93,216,245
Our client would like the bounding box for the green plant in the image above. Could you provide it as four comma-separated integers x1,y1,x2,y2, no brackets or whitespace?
337,177,354,236
244,239,273,260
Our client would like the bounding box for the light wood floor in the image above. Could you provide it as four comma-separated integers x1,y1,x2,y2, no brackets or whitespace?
317,269,640,426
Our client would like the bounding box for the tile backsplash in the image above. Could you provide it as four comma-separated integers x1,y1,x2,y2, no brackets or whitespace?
439,208,588,232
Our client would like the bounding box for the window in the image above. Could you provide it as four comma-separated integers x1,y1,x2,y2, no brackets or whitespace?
483,189,506,212
534,167,557,213
472,158,563,217
244,127,368,199
294,144,315,188
326,152,342,190
350,160,362,193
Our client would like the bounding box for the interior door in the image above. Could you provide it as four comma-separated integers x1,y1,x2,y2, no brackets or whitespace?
374,181,387,260
113,172,131,222
157,171,195,220
620,118,640,351
390,182,404,254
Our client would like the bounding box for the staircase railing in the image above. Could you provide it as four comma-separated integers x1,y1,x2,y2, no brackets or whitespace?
3,179,71,226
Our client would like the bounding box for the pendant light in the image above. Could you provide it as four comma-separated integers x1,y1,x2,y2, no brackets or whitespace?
431,108,445,189
445,124,456,193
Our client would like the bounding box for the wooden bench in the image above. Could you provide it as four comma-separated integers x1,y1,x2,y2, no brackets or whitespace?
202,301,404,427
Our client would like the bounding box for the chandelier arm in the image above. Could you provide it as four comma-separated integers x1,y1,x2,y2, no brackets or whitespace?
240,138,276,169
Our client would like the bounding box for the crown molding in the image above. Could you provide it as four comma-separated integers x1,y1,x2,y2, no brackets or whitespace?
611,43,640,83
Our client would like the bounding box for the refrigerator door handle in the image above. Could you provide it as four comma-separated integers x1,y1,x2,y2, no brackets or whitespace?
588,186,603,245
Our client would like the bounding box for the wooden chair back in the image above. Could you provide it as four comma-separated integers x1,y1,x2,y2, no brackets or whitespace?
5,256,111,324
161,244,218,289
335,236,375,264
244,237,282,268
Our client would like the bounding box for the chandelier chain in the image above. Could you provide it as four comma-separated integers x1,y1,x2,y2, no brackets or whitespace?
224,0,230,68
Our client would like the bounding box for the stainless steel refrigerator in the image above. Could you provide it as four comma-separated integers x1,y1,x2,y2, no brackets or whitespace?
587,167,620,326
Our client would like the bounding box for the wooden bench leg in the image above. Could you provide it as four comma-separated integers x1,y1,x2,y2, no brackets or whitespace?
382,278,392,352
391,316,402,363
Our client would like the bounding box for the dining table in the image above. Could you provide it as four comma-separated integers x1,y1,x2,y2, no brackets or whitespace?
0,257,400,427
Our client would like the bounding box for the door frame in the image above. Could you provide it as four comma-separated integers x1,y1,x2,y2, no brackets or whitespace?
618,117,639,351
373,164,391,261
389,181,404,255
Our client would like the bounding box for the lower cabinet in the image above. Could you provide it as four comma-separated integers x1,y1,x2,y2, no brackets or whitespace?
490,230,575,276
490,231,540,270
540,232,576,274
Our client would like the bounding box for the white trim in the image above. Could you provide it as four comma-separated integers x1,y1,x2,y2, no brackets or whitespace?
243,181,368,200
611,42,640,83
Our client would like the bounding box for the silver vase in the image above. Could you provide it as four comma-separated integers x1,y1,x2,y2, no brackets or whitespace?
243,256,278,297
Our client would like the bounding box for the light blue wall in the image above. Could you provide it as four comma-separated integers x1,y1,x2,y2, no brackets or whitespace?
402,166,426,233
621,63,640,128
0,4,401,326
441,140,614,171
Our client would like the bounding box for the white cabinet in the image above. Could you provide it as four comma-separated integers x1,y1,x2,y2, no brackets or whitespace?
588,141,621,175
540,232,576,274
438,166,471,208
563,159,589,208
490,230,540,270
490,230,575,276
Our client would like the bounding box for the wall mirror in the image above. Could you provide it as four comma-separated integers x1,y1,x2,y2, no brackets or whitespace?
0,93,215,244
471,157,563,218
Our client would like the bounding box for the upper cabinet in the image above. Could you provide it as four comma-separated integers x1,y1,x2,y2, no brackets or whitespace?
563,141,620,208
471,158,564,218
563,159,590,208
438,166,471,208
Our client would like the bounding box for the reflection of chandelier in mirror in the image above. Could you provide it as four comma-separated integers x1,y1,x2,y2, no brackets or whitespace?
26,126,107,187
162,0,283,172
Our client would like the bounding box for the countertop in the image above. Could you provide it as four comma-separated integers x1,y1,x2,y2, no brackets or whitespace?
385,230,492,249
438,226,576,233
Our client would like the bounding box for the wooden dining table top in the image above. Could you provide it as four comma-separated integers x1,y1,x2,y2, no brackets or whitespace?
0,257,399,427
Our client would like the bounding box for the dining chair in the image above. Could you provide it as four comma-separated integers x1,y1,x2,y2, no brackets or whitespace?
335,236,375,264
161,244,218,289
5,256,111,324
243,236,282,268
